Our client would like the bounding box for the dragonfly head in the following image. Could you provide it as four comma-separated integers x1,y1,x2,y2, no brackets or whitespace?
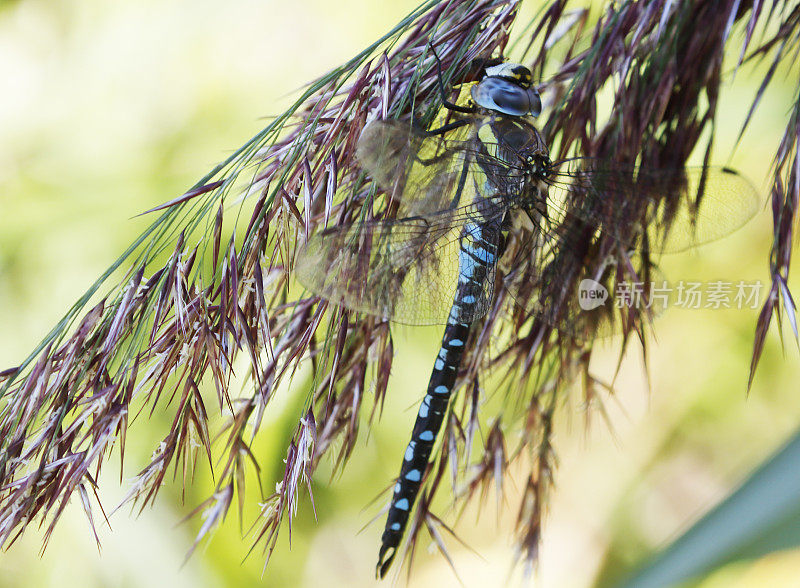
471,62,541,118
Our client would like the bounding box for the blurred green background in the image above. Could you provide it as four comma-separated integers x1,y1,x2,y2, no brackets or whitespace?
1,0,800,587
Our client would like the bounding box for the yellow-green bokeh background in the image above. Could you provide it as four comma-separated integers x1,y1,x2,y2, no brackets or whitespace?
2,1,800,586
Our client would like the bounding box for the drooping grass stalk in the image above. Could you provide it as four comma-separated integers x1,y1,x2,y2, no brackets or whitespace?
0,0,798,579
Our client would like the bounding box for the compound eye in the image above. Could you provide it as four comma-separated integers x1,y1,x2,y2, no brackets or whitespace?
471,77,542,117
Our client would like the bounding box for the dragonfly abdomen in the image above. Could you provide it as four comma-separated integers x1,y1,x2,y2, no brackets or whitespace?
377,220,500,577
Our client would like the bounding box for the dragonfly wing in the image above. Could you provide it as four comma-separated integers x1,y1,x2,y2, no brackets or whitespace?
500,162,760,337
500,209,599,336
500,206,671,339
356,119,481,217
647,167,761,252
356,120,419,195
545,162,761,253
295,204,503,325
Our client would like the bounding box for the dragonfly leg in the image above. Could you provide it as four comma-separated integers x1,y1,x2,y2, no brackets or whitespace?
422,118,470,137
430,43,476,115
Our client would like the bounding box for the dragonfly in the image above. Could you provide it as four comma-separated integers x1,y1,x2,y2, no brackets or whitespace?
294,58,760,577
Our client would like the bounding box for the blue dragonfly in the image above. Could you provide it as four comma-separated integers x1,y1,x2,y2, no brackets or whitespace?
295,57,759,577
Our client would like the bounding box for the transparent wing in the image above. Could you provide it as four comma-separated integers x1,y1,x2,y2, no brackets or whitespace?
499,160,761,337
312,122,761,332
295,202,505,325
361,122,760,255
357,119,475,217
500,210,669,338
544,160,761,253
356,119,544,218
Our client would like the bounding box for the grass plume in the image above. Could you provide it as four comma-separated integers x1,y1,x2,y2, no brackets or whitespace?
1,0,798,579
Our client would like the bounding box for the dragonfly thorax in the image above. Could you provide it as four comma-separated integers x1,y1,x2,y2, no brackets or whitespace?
524,153,552,177
471,62,541,118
